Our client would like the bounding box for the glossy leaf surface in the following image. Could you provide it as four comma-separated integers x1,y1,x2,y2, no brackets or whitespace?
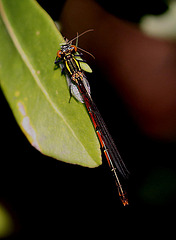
0,0,101,167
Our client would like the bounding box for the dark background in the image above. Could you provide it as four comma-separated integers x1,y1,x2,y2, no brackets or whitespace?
1,0,176,238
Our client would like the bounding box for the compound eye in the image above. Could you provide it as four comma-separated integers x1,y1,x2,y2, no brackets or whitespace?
71,45,77,53
57,50,62,58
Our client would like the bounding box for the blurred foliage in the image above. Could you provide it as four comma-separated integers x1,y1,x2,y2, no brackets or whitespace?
141,1,176,39
0,203,14,238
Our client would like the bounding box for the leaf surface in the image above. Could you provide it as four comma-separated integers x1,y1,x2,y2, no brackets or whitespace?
0,0,101,167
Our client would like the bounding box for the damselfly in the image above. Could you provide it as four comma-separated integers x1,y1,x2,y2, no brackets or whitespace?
54,30,129,206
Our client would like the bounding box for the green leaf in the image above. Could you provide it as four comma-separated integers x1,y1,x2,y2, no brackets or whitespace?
0,0,101,167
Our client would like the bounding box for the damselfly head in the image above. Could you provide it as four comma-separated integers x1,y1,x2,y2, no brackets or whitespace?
57,43,77,58
58,29,94,59
60,43,70,52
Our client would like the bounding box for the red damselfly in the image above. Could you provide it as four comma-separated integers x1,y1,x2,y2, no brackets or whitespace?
54,30,129,206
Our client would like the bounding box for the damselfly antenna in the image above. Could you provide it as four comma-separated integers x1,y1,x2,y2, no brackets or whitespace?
77,46,95,59
67,29,95,59
76,32,79,47
67,29,94,44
